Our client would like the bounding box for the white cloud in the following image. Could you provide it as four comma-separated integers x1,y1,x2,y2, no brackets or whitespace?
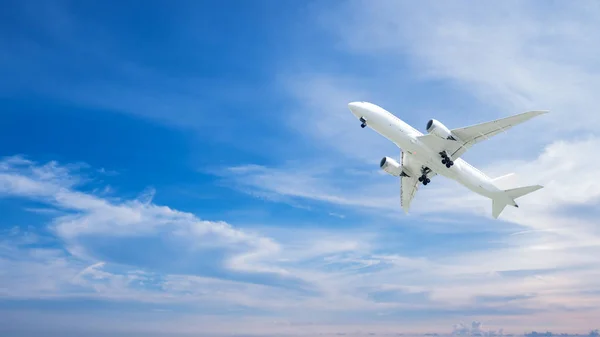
0,156,419,317
4,155,600,331
0,156,280,267
222,135,600,223
0,156,292,296
221,164,400,213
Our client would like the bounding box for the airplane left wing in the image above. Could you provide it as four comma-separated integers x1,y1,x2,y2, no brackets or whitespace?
400,151,435,213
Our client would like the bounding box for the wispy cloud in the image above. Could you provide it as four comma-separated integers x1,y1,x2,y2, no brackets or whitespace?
2,156,599,329
3,154,600,331
0,157,405,314
1,155,289,270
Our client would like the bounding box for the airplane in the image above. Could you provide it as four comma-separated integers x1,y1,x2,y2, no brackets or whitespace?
347,101,547,219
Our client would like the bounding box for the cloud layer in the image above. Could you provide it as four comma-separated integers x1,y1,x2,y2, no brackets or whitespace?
3,150,600,334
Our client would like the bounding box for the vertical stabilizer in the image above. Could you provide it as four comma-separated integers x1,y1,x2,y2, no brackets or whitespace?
492,199,508,219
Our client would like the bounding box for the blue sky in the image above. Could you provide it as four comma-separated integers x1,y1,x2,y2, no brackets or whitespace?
2,0,600,336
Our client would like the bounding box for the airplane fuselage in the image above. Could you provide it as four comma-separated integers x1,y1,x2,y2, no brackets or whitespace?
348,101,513,204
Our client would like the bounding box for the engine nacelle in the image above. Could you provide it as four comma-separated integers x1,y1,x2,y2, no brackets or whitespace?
379,156,403,176
426,119,457,140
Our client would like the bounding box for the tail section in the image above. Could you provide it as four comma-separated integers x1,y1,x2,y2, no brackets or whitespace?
491,184,544,219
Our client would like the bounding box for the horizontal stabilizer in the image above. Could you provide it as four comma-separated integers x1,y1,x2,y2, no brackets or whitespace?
505,185,543,199
491,184,543,219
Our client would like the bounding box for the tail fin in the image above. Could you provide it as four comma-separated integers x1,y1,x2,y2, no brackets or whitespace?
492,199,508,219
491,184,544,219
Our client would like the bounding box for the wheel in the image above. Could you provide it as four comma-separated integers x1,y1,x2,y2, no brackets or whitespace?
418,176,423,182
442,158,447,164
361,124,366,128
425,178,431,184
423,181,428,186
446,163,451,168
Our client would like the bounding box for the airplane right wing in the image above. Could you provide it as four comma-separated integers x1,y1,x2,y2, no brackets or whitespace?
448,110,549,158
400,151,435,214
416,110,548,160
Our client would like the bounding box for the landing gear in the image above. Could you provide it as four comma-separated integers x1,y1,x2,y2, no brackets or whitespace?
440,151,454,168
419,175,431,185
360,117,367,128
418,167,431,186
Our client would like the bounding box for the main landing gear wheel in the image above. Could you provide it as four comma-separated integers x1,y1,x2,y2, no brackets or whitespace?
360,117,367,128
440,152,454,168
418,169,431,186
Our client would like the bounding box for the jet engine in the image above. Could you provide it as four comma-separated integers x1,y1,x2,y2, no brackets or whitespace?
426,119,457,140
380,156,403,176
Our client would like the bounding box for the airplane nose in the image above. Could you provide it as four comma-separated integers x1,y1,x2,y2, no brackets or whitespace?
348,102,362,116
348,102,361,109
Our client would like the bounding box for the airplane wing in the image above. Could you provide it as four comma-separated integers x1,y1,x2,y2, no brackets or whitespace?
448,110,548,158
417,110,548,159
400,151,435,213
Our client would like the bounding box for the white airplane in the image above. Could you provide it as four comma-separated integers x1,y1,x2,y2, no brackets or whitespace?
347,101,548,219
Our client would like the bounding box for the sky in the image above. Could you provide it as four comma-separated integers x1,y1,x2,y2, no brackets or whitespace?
1,0,600,336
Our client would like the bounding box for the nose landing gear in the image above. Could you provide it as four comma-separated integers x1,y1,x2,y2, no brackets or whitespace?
360,117,367,128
